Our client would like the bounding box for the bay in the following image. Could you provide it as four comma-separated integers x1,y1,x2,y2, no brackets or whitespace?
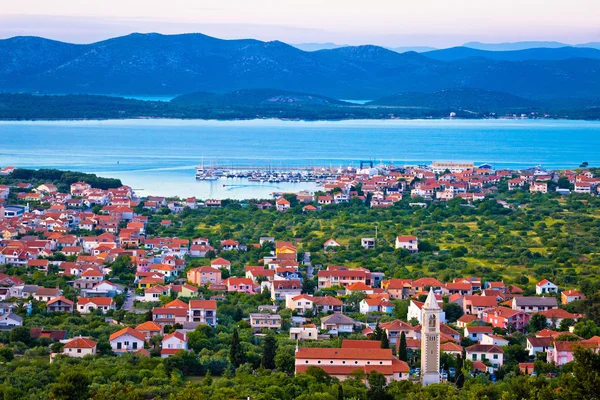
0,119,598,199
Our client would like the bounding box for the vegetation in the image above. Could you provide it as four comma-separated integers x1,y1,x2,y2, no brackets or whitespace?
1,93,599,121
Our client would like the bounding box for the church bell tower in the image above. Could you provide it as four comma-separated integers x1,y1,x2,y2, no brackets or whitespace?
421,287,441,386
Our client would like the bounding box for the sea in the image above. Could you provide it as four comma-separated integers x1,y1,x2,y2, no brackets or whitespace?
1,119,599,199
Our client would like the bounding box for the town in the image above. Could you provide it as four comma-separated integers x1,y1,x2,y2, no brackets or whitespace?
0,161,599,399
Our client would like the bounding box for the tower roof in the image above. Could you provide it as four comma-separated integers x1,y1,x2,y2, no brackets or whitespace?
423,287,440,310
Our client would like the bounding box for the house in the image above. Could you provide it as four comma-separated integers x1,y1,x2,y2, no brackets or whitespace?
530,182,548,194
382,279,413,300
136,321,163,341
323,238,341,251
46,296,74,313
81,281,124,298
561,289,585,305
512,297,558,313
526,336,554,357
152,307,189,325
481,307,530,332
76,297,115,314
320,313,356,335
211,258,231,272
249,313,282,331
456,314,481,328
317,266,371,288
345,282,374,295
0,313,23,329
271,279,301,301
466,344,504,369
144,285,170,302
29,328,68,341
395,236,418,253
536,308,579,329
464,326,494,342
187,266,222,286
171,283,199,298
224,278,255,294
286,294,314,314
380,320,419,344
35,287,62,302
161,330,188,358
188,300,217,327
361,238,375,249
536,280,558,295
109,327,145,353
275,197,291,212
480,334,509,347
463,295,498,317
360,298,395,315
189,244,214,258
295,342,409,383
407,298,446,324
289,324,318,341
59,337,98,359
313,296,343,313
221,240,239,251
548,339,600,366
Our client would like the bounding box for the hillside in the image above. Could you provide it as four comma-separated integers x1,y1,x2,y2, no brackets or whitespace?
368,88,540,111
171,89,349,106
1,33,600,99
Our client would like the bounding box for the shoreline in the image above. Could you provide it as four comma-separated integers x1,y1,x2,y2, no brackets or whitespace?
0,116,598,123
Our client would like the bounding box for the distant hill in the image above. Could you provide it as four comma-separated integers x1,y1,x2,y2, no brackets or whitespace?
1,33,600,99
368,88,540,111
463,41,600,51
171,89,349,106
422,46,600,62
292,42,348,51
292,43,436,53
388,46,437,53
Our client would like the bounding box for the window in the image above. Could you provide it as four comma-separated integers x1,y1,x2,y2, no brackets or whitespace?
472,354,477,361
493,354,498,359
77,349,81,353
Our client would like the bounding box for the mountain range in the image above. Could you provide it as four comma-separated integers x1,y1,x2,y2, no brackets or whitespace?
1,33,600,100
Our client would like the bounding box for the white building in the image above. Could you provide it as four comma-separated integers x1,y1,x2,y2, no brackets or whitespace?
536,279,558,295
395,236,418,253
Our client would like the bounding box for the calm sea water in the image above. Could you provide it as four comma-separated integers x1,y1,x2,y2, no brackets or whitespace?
1,119,599,199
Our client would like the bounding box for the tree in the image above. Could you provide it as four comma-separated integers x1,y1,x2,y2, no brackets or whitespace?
202,370,213,386
337,384,344,400
50,371,91,400
0,347,13,362
380,330,389,349
443,302,463,323
367,371,389,400
398,332,408,362
373,323,383,340
455,352,465,389
529,313,548,332
275,347,295,373
230,328,245,367
573,320,600,339
261,333,277,369
565,347,600,400
9,326,30,345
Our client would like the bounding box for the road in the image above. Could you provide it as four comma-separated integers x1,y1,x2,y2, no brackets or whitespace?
304,252,314,278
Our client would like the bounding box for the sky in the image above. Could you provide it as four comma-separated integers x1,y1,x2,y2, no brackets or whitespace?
1,0,599,47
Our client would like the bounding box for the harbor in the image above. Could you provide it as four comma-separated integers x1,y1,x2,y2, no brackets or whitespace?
195,160,389,183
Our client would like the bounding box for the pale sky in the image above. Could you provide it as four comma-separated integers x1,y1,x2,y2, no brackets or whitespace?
1,0,599,46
